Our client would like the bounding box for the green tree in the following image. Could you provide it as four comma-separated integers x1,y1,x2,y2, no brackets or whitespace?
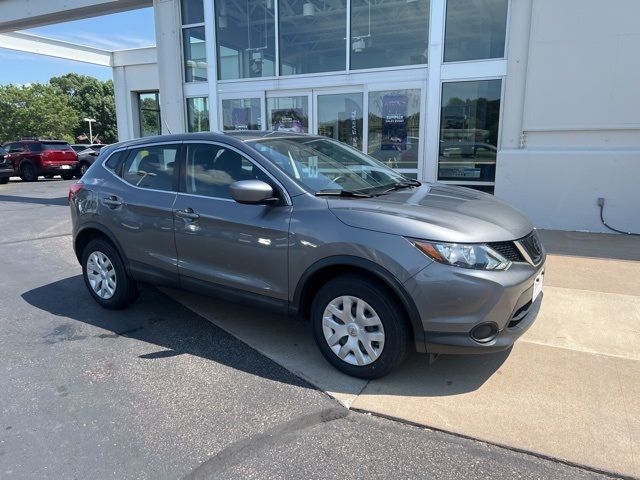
50,73,118,144
0,83,78,143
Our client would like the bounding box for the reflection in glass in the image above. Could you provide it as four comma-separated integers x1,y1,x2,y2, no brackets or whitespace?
138,92,161,137
183,27,207,82
444,0,508,62
222,98,262,130
267,96,309,133
181,0,204,25
351,0,429,70
438,80,502,182
216,0,275,80
317,93,363,150
368,89,421,172
279,0,347,75
187,97,209,132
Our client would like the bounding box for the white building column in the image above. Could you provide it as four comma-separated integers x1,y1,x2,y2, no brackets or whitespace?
154,0,185,134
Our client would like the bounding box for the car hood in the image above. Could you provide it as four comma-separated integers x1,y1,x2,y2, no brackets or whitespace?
327,183,534,243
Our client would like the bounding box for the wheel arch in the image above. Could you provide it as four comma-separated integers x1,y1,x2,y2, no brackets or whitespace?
292,256,426,352
74,224,128,269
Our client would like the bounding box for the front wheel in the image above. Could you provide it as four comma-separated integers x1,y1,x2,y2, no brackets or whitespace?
311,274,410,379
82,239,138,309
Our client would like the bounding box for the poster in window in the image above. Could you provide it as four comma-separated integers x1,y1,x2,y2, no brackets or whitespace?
381,94,408,153
232,107,251,130
271,108,305,133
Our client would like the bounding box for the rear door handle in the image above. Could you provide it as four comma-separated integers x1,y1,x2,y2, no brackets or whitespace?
103,195,122,207
175,208,200,220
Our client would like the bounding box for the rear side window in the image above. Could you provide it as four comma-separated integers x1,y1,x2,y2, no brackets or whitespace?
104,150,125,171
121,145,179,191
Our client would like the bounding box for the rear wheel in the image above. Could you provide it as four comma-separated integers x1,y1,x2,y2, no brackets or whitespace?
311,274,410,379
20,163,38,182
79,162,90,177
82,239,138,309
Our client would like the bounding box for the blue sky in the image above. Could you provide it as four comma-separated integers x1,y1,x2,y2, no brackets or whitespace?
0,8,156,85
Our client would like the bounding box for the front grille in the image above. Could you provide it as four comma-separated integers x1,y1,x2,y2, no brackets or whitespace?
518,230,543,265
487,241,524,262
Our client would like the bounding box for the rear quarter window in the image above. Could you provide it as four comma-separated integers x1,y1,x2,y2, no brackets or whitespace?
104,150,126,172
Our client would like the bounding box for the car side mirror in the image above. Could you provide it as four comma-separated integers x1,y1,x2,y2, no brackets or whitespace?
230,180,278,205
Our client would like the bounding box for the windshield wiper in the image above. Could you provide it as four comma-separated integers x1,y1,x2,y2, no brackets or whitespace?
315,190,373,198
377,179,421,195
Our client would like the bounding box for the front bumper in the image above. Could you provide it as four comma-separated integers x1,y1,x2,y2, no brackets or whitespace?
405,257,546,355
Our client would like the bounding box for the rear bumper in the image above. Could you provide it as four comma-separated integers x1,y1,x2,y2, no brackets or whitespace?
405,257,546,355
40,163,78,174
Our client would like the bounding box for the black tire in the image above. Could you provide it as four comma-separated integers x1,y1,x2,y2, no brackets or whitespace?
20,163,38,182
78,162,90,177
60,173,74,180
81,238,138,309
311,274,410,379
0,177,8,184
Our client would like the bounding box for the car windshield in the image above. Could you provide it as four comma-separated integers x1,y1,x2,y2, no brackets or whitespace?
248,137,413,194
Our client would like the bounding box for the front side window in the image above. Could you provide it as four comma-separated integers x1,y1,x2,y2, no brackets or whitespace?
249,137,407,194
187,97,210,132
121,145,179,191
221,98,262,131
138,92,161,137
350,0,429,70
279,0,347,75
444,0,508,62
216,0,275,80
438,79,502,182
184,143,269,199
183,26,208,82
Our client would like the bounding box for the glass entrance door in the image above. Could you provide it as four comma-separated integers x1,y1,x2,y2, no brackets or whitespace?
315,91,364,150
266,93,311,133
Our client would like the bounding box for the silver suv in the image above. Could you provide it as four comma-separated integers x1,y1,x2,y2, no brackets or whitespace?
69,132,545,378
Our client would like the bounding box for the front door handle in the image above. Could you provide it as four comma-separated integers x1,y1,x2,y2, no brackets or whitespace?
175,208,200,220
103,195,122,207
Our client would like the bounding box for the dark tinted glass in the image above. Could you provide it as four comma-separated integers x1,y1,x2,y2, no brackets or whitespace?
41,142,72,151
279,0,347,75
351,0,429,70
438,80,501,182
181,0,204,24
216,0,275,79
121,145,179,191
105,150,125,171
183,27,208,82
444,0,508,62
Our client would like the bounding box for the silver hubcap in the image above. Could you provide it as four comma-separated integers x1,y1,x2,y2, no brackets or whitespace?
322,295,385,366
86,251,117,299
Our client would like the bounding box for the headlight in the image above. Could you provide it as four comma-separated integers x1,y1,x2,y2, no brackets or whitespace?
412,240,511,271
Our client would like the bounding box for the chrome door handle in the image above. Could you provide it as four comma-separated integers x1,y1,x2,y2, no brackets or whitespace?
103,196,122,207
175,208,200,220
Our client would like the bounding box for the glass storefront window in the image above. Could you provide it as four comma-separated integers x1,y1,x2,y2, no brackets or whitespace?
351,0,429,70
216,0,275,80
279,0,347,75
183,26,207,82
187,97,209,132
368,89,421,172
444,0,508,62
138,92,161,137
181,0,204,25
317,93,363,150
267,96,309,133
221,98,262,130
438,80,502,182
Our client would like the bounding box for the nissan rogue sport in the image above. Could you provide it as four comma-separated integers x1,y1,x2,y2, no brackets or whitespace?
69,132,545,379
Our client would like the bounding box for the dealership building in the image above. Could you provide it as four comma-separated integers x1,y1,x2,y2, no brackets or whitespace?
1,0,638,234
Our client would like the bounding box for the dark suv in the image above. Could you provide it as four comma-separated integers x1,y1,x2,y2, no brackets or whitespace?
3,140,78,181
69,132,545,379
0,146,12,184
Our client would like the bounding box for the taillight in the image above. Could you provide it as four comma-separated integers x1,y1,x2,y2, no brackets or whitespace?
68,182,84,202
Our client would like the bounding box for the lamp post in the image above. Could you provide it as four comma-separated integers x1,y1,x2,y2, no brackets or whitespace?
83,118,96,143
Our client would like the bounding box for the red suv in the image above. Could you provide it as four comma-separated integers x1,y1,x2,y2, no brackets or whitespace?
3,140,78,182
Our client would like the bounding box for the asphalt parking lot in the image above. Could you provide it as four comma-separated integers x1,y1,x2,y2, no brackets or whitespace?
0,178,622,479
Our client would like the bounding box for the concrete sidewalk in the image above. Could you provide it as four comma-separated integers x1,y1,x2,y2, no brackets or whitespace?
165,230,640,478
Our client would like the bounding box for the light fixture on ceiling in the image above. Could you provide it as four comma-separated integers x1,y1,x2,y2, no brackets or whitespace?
219,14,228,28
266,0,273,9
352,38,366,53
303,1,315,17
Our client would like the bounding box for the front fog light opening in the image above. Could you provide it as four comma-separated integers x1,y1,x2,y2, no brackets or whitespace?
470,322,499,343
